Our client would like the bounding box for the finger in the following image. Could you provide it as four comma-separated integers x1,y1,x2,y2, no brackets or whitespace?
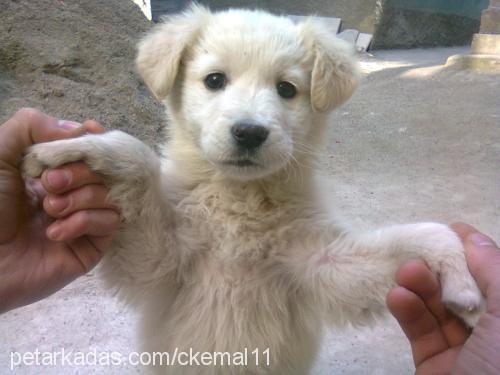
1,109,88,241
46,209,120,241
463,231,500,313
451,223,500,312
396,260,470,346
41,162,103,194
450,222,478,242
82,119,105,134
0,108,86,167
43,184,116,218
387,286,450,366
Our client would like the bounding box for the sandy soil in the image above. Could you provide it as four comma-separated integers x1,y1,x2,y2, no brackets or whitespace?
0,0,164,146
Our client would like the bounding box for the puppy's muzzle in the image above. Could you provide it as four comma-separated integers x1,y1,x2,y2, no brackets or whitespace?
231,122,269,150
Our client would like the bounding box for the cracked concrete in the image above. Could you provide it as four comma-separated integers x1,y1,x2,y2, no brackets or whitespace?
1,46,499,374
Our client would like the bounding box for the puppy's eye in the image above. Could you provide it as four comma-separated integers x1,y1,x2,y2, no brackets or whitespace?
204,73,226,90
276,81,297,99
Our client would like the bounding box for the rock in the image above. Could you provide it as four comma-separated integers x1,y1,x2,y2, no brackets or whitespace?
446,0,500,73
356,33,373,52
480,7,500,33
337,29,360,45
371,0,483,49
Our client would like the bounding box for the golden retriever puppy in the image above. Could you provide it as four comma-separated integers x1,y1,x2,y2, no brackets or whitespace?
23,5,484,374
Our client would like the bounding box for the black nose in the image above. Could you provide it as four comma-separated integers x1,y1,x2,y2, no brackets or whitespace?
231,123,269,149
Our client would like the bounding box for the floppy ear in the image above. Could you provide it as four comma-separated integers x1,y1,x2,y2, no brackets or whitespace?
298,20,360,112
136,5,211,100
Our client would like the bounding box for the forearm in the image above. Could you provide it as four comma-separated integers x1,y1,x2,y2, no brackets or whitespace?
99,191,180,300
297,232,400,324
292,222,480,326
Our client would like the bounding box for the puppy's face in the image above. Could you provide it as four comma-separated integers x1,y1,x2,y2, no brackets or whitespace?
181,11,312,180
137,7,358,181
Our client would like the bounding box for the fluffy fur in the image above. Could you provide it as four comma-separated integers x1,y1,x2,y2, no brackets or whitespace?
23,6,485,374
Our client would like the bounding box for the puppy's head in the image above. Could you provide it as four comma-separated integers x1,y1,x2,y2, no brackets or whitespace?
137,5,358,181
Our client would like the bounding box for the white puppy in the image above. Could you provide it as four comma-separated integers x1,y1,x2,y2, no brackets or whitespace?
23,5,484,375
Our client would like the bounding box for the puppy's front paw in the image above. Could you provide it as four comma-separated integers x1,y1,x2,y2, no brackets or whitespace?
23,131,161,222
443,284,485,327
425,224,485,327
22,139,86,177
22,148,47,178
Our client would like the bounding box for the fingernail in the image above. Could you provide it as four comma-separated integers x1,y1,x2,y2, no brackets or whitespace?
470,233,496,248
57,120,82,130
46,169,71,190
47,225,62,240
48,196,68,212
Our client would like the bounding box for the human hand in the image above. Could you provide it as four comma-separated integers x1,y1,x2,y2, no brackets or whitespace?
387,222,500,374
0,108,120,313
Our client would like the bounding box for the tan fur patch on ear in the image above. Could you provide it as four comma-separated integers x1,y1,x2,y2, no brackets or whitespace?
311,46,359,112
136,4,211,100
311,48,333,112
299,20,360,113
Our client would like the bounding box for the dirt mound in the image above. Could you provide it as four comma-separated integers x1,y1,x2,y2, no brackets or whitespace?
0,0,164,146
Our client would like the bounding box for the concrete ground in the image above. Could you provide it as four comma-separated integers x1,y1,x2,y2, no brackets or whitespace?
1,46,499,374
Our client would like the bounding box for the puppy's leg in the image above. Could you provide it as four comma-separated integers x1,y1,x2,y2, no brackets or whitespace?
23,131,179,300
292,222,485,327
23,131,159,221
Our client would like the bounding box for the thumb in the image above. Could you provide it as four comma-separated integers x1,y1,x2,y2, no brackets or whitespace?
0,108,87,167
464,231,500,313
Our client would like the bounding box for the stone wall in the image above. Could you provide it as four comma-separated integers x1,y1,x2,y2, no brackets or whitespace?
197,0,378,34
143,0,489,48
372,0,488,49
